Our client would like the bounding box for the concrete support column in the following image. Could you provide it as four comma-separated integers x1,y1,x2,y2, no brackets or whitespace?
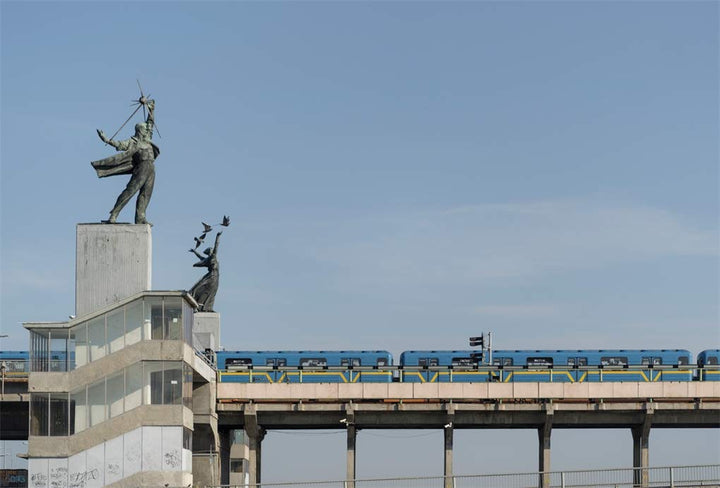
538,407,553,488
219,427,232,485
346,405,357,488
245,405,264,486
443,422,454,488
632,410,653,488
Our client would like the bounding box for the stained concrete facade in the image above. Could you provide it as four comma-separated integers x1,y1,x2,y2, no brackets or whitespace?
76,224,152,317
25,224,220,488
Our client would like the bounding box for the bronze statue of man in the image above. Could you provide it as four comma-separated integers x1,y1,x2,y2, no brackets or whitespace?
91,99,159,225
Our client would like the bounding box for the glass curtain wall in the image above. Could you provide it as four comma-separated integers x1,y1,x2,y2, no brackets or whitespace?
34,361,191,437
30,296,192,373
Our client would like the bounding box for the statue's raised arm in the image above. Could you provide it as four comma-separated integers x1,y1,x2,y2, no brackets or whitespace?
91,94,160,225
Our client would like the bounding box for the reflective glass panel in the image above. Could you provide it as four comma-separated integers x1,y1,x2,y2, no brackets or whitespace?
107,308,125,354
164,362,183,405
144,362,165,404
107,371,125,418
125,362,143,411
49,392,69,436
70,386,87,434
125,299,143,346
31,393,49,436
88,316,106,362
71,323,88,369
88,378,107,427
164,298,182,340
145,297,164,340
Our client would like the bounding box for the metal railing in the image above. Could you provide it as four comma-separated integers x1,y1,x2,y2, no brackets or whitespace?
218,364,719,383
210,465,720,488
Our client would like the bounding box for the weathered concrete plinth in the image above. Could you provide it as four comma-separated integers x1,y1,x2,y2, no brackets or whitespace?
193,312,221,352
76,223,151,317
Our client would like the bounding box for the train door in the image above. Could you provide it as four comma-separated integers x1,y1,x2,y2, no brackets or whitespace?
566,356,588,382
418,357,439,382
641,356,662,382
265,358,287,382
341,357,361,382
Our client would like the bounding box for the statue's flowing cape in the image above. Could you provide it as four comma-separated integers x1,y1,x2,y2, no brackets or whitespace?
91,142,160,178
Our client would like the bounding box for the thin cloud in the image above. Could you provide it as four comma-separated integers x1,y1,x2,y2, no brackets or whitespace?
307,200,717,287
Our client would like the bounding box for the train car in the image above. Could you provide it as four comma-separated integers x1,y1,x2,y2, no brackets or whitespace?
0,350,30,377
217,350,393,383
399,349,692,383
697,349,720,381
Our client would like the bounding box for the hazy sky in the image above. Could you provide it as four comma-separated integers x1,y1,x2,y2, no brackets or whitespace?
1,0,718,482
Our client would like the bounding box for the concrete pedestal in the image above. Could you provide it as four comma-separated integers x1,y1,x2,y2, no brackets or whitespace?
193,312,221,353
76,224,151,317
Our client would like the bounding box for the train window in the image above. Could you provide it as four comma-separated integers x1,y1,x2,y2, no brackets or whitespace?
678,356,689,365
567,358,587,366
706,357,718,365
300,358,327,367
493,358,513,366
452,357,474,367
418,358,427,366
341,358,361,367
642,357,663,366
266,359,275,367
376,358,388,367
601,356,628,367
527,357,553,366
277,359,287,367
226,358,252,368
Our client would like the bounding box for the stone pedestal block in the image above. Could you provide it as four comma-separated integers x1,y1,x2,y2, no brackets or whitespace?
194,312,221,352
76,223,152,317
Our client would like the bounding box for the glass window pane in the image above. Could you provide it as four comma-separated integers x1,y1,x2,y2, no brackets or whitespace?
107,308,125,354
88,378,107,427
31,393,49,436
107,371,125,418
49,392,69,436
145,298,164,340
126,299,143,346
183,300,193,346
183,363,193,409
70,386,87,434
125,362,143,412
49,330,68,372
164,298,182,340
88,316,106,362
144,362,165,405
71,323,88,369
164,362,183,405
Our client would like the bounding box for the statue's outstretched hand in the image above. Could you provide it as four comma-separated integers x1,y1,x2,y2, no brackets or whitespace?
97,129,108,143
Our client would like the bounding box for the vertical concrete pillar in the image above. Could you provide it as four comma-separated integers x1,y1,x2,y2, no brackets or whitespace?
632,411,652,488
443,422,454,488
538,408,553,488
245,405,262,485
219,427,232,485
346,423,357,488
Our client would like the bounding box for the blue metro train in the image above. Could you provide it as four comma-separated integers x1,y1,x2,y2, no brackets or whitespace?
215,348,720,384
2,348,719,383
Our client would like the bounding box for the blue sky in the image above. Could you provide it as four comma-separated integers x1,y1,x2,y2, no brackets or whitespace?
1,0,718,481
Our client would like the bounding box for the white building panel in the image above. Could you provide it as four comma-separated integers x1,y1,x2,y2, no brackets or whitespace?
142,425,163,471
182,448,193,472
67,451,85,488
105,435,124,484
85,444,104,488
123,427,142,477
161,426,183,471
48,458,68,488
28,458,49,488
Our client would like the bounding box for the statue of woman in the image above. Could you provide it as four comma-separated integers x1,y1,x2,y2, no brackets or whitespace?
189,231,222,312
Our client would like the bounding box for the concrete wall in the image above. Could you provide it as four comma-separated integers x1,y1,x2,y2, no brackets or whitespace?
76,224,151,317
28,425,191,488
217,381,720,401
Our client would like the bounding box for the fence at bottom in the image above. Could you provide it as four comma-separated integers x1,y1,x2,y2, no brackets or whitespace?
209,464,720,488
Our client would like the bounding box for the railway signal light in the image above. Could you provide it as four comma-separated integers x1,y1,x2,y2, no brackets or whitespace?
469,335,484,348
